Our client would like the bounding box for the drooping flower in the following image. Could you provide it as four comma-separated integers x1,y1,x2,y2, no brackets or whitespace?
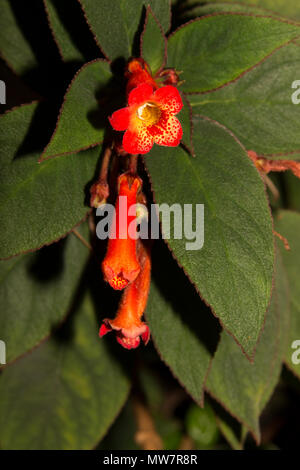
102,173,142,290
109,82,183,155
99,240,151,349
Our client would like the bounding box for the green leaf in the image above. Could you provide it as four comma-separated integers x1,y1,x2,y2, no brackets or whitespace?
78,0,171,61
141,6,166,74
146,0,171,31
214,414,243,450
181,1,277,19
145,117,274,357
206,250,289,442
206,0,300,21
0,223,90,364
0,102,99,259
41,60,111,160
275,210,300,379
44,0,85,62
189,43,300,159
179,94,194,156
98,399,139,450
0,294,130,450
146,242,219,405
167,14,300,93
0,0,37,74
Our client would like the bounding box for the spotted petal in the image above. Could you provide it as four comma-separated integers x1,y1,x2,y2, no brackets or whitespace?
123,125,154,154
151,115,182,147
153,85,183,114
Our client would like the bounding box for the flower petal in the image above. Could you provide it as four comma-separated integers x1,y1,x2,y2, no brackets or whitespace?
116,334,141,350
128,83,154,106
151,115,182,147
153,85,183,114
141,325,150,345
109,107,130,131
123,126,154,154
99,321,112,337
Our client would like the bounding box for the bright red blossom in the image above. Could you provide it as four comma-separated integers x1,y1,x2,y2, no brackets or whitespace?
109,83,183,155
102,173,142,290
99,241,151,349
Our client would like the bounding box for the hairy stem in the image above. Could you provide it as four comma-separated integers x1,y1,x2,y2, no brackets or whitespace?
72,228,92,251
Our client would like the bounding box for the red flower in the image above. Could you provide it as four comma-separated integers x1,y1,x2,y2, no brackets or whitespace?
109,83,183,155
102,173,142,290
99,241,151,350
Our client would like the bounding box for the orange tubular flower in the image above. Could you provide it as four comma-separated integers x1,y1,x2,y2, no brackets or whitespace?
102,173,142,290
109,82,183,155
125,58,158,95
99,241,151,349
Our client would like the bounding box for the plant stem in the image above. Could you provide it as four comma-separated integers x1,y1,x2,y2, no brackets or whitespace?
273,230,290,250
99,146,112,183
263,174,280,200
72,228,92,251
129,154,138,175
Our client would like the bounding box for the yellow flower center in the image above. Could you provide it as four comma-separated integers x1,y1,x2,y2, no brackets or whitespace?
137,102,161,126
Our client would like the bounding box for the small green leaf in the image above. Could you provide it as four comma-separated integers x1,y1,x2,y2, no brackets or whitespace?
0,223,90,364
141,6,166,74
167,14,300,93
275,210,300,379
189,43,300,159
44,0,85,62
41,60,112,160
78,0,171,61
146,242,219,405
206,250,289,442
0,103,99,259
185,403,219,448
145,117,274,357
0,294,130,450
0,0,37,74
